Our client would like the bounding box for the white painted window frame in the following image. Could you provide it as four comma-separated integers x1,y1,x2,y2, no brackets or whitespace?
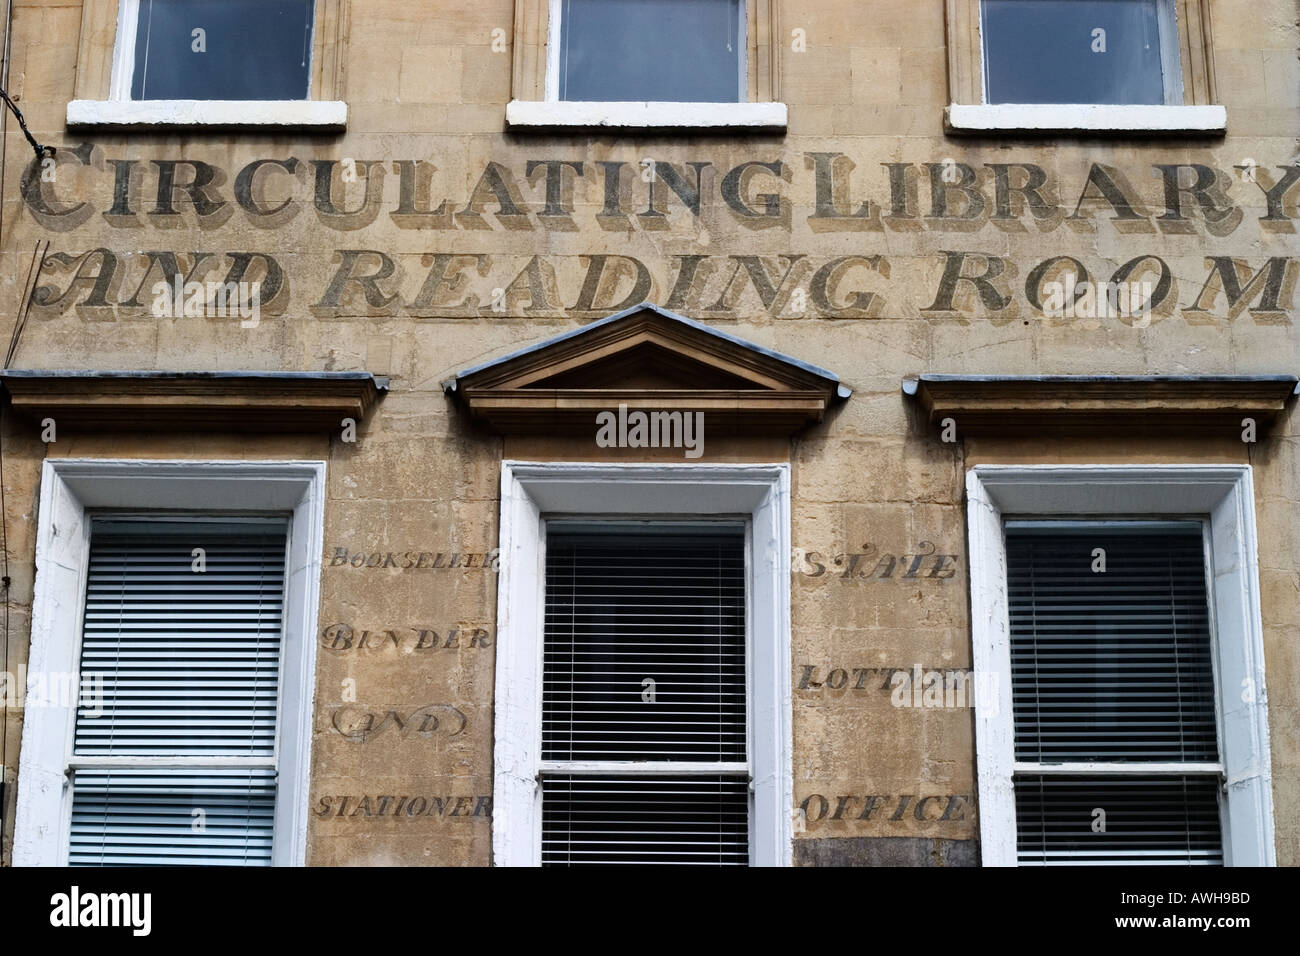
12,459,327,867
946,0,1226,134
66,0,347,129
506,0,787,130
492,461,792,866
966,465,1275,867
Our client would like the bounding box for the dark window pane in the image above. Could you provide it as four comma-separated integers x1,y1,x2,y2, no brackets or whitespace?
559,0,743,102
1015,774,1222,865
542,774,749,866
1006,527,1218,763
543,529,746,761
132,0,314,100
982,0,1170,104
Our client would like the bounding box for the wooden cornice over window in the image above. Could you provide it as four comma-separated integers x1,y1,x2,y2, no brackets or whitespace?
0,370,387,432
903,374,1299,434
444,303,849,435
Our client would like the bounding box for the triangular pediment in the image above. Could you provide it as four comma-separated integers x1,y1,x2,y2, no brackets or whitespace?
445,303,849,435
525,341,759,391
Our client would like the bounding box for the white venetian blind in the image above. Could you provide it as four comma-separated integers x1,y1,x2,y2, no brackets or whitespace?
68,517,288,866
541,523,750,866
1006,522,1224,866
69,768,278,866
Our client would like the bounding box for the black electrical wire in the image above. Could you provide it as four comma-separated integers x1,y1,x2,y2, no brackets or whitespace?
0,84,52,163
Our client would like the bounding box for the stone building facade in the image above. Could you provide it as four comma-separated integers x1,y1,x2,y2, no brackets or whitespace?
0,0,1296,866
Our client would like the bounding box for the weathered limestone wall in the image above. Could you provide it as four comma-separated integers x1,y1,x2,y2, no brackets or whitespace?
0,0,1296,866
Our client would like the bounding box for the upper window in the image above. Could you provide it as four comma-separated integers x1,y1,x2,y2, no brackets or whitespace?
67,0,347,129
126,0,315,101
556,0,743,103
944,0,1224,133
506,0,786,129
981,0,1179,105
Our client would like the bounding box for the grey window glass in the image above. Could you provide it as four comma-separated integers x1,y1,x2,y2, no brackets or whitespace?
982,0,1170,105
559,0,744,103
131,0,314,100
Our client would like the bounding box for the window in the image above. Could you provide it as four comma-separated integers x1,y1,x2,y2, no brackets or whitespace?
69,517,288,865
557,0,743,103
542,523,748,865
67,0,347,128
493,463,792,866
982,0,1178,105
507,0,786,129
1007,521,1222,864
944,0,1225,133
967,466,1276,867
126,0,315,101
13,461,325,867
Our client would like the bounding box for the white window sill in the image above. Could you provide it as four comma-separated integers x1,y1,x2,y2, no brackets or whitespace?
945,103,1226,135
506,99,787,130
66,99,348,130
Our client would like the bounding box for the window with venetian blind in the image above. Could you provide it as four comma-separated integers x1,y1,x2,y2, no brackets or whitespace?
66,516,289,866
1006,521,1224,865
540,522,750,866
